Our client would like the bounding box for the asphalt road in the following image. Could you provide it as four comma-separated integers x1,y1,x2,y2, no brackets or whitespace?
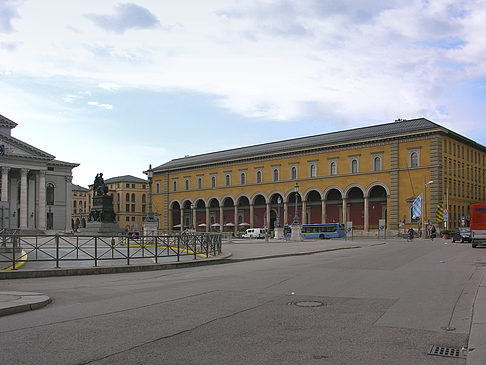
1,239,485,364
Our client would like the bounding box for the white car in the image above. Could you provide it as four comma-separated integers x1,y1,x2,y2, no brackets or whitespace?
242,228,266,239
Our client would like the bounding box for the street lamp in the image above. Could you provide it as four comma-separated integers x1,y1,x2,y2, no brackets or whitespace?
275,196,282,228
292,183,300,225
143,164,155,222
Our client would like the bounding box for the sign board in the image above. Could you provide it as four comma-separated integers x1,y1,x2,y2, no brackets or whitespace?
378,219,386,232
346,221,353,233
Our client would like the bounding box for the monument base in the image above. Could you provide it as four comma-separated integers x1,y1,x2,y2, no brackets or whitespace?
77,222,124,236
143,220,158,236
290,224,302,241
274,226,284,240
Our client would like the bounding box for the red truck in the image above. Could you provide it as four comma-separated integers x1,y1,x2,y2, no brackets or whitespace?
471,204,486,248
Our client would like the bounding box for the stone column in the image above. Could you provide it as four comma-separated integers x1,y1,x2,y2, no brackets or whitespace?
205,206,209,232
321,199,326,224
284,202,288,226
65,175,73,232
168,209,173,230
342,198,347,223
250,204,254,228
38,171,46,230
234,205,238,235
219,206,223,232
302,201,307,224
1,167,10,202
20,169,29,229
364,196,369,232
192,206,196,230
180,209,184,230
266,203,270,230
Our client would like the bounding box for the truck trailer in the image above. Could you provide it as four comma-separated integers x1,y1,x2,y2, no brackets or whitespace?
471,204,486,248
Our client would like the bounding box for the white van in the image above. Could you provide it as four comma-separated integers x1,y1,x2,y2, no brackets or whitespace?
242,228,267,239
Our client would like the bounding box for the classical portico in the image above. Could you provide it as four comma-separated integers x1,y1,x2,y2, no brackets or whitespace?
0,114,78,232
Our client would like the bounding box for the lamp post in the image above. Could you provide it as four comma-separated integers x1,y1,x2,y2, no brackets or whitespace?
423,179,434,237
276,196,281,228
142,164,158,237
292,183,300,225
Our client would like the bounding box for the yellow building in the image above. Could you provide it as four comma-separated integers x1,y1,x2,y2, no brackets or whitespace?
88,175,148,232
151,118,486,234
71,184,89,230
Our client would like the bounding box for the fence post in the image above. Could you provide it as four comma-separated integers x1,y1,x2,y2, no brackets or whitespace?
94,236,98,267
193,234,197,260
177,236,180,262
155,236,158,264
127,234,130,265
11,236,16,270
55,234,60,268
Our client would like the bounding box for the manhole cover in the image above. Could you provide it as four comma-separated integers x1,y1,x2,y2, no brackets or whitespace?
290,301,326,308
427,345,466,358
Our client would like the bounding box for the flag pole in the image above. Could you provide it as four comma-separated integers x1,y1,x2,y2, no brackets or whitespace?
422,176,425,237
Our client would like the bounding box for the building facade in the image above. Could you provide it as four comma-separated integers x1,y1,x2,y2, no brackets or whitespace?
88,175,148,232
0,114,78,232
71,184,89,230
151,118,486,234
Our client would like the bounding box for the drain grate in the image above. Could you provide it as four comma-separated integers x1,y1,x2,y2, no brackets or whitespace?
427,345,465,358
289,301,326,308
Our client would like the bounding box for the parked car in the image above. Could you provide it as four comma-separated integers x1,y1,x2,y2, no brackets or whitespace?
451,227,471,243
242,228,266,239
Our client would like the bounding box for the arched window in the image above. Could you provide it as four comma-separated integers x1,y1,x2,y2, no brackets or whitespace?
310,164,316,177
330,162,337,176
373,157,381,171
225,174,230,186
125,193,130,202
273,169,279,182
131,193,136,202
79,201,82,211
46,183,55,205
211,176,216,188
142,194,146,203
173,180,177,192
291,166,297,180
73,200,77,208
240,173,246,185
410,152,418,168
351,159,358,174
256,171,262,183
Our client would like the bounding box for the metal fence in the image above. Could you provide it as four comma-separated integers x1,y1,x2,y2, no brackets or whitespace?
0,232,222,270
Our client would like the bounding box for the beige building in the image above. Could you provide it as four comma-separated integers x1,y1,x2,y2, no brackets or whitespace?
88,175,148,232
71,184,89,230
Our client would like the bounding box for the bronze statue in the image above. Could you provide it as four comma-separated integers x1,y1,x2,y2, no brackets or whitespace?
93,173,108,196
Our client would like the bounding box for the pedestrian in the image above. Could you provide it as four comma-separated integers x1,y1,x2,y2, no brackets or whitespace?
430,225,436,241
408,228,414,242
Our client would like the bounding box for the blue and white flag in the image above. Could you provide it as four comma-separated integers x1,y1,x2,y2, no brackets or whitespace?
412,193,422,219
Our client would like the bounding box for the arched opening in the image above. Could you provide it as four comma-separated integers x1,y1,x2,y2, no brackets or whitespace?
347,187,364,229
208,198,220,231
269,193,284,229
253,195,266,228
325,189,342,223
369,185,387,229
237,196,250,232
287,190,302,225
306,190,321,224
195,199,206,231
183,201,193,229
223,197,235,232
171,201,181,231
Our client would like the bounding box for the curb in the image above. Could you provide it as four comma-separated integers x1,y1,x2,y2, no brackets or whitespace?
0,291,51,317
467,268,486,365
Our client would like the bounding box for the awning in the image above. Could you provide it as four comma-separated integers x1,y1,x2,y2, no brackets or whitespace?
224,223,235,227
211,223,221,227
198,223,207,227
173,224,181,228
239,222,250,226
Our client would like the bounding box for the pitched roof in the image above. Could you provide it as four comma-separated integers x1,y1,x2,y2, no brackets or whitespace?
155,118,448,171
104,175,147,184
72,184,89,192
0,114,18,129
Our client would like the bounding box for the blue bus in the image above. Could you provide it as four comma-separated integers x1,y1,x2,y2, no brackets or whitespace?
284,223,346,239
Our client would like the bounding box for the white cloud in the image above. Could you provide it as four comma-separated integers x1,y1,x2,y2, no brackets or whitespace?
88,101,113,110
99,82,120,91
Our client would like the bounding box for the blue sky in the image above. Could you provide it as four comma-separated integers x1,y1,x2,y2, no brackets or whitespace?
1,0,485,187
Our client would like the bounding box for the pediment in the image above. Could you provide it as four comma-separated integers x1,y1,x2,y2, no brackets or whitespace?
0,134,54,160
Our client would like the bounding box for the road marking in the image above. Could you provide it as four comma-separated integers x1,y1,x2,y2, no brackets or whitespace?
4,250,28,270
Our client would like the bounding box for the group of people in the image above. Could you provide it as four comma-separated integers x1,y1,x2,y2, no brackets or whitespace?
406,224,437,241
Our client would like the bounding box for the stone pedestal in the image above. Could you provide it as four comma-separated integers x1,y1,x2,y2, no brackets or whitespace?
78,195,123,235
291,224,302,241
143,220,158,237
274,226,284,240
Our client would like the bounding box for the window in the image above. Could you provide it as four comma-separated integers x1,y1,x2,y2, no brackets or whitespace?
131,193,135,202
198,177,202,189
131,204,135,213
273,169,279,182
126,204,130,212
73,201,77,209
410,152,418,168
373,157,381,171
142,194,146,203
126,184,130,188
46,183,55,205
225,174,231,186
125,193,130,202
240,173,246,185
173,180,177,192
185,179,189,191
351,159,358,174
211,176,216,188
126,217,130,222
256,170,262,183
142,184,146,189
309,164,316,177
330,162,337,176
155,182,160,193
291,166,297,180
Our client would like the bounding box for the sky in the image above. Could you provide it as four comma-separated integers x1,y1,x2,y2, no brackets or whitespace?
1,0,486,188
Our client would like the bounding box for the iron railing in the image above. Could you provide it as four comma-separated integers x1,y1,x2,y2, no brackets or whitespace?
0,232,222,270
